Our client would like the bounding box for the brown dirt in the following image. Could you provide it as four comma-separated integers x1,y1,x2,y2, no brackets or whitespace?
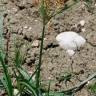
1,0,96,96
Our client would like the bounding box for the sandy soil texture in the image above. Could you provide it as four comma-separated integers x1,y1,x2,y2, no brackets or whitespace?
1,0,96,96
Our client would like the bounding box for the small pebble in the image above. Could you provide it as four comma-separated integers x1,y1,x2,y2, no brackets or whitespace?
79,20,85,26
34,19,38,22
24,26,28,29
32,40,39,47
14,89,20,96
66,50,75,56
28,27,32,31
81,28,86,32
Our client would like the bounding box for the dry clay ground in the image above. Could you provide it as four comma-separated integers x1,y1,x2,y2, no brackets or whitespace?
2,0,96,96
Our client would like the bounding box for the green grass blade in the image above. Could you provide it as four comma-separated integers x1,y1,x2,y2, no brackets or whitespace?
88,83,96,94
14,48,24,67
18,67,36,86
44,91,66,96
19,80,37,96
0,53,13,96
46,81,51,96
0,77,4,90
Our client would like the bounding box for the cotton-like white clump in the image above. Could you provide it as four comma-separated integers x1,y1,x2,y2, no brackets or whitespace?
56,31,86,56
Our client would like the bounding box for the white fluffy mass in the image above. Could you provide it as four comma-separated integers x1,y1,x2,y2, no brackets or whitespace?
56,31,86,56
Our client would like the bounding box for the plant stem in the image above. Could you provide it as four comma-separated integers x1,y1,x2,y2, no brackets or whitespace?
5,31,10,64
36,22,45,96
62,72,96,94
35,0,80,95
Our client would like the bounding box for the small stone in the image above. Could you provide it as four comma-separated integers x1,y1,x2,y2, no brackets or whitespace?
34,19,38,22
14,89,20,96
79,20,85,26
26,58,31,63
66,50,75,56
9,18,17,24
53,20,59,26
81,28,86,32
18,27,23,34
26,57,35,66
24,26,28,29
12,7,18,13
32,40,39,47
28,27,32,31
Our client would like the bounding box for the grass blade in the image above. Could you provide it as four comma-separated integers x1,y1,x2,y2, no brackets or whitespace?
19,80,37,96
0,52,13,96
